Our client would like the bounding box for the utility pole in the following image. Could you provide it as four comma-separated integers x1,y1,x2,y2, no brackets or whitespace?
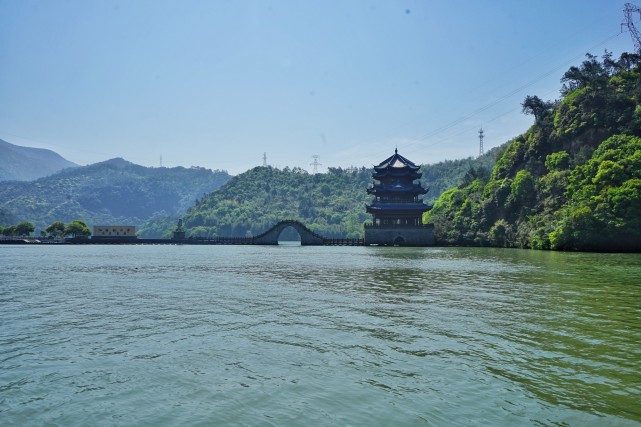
478,128,485,157
263,152,267,167
310,155,322,174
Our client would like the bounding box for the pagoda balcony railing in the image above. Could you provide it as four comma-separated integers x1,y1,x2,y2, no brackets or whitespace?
364,223,432,228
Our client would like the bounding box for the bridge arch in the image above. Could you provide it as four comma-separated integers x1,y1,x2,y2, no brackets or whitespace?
393,236,405,246
252,220,325,245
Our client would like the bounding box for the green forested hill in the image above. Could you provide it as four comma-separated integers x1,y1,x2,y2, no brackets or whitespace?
183,166,372,239
426,52,641,251
0,158,231,236
181,149,500,239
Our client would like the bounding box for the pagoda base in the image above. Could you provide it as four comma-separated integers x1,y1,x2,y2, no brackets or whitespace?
364,224,435,246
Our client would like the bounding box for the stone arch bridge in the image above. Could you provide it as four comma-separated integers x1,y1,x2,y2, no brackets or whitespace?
252,220,327,245
168,220,363,246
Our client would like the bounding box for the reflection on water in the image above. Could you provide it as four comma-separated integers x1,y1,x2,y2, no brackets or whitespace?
1,245,640,426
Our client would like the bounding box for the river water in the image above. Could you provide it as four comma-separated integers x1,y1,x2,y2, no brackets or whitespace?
1,244,640,426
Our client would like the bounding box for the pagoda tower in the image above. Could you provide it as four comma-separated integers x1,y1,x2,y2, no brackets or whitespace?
364,149,434,246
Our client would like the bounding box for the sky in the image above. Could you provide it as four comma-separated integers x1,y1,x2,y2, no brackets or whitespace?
0,0,635,174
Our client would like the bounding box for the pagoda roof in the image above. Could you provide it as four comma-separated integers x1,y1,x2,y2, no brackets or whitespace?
372,169,422,180
373,149,420,172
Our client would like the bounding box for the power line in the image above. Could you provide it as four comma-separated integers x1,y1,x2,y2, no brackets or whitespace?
393,31,623,159
360,14,610,155
402,86,561,159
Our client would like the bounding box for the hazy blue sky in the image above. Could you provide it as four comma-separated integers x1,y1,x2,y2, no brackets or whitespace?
0,0,634,174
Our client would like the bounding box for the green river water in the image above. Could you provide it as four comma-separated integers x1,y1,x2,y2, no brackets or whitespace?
1,244,640,426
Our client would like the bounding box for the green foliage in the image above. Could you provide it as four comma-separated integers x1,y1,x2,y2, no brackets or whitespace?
510,170,535,205
545,151,570,171
1,221,35,236
2,225,17,236
137,214,180,239
488,219,512,247
428,52,641,251
15,221,35,236
45,221,66,238
552,134,641,251
491,136,526,181
553,87,592,137
64,220,91,238
424,179,487,246
522,95,554,120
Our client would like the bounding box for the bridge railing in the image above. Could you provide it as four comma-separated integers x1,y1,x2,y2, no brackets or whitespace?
322,238,364,246
323,238,365,246
364,223,433,228
188,236,254,245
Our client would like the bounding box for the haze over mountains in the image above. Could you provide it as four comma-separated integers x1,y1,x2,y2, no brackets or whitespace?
0,139,78,181
0,148,231,236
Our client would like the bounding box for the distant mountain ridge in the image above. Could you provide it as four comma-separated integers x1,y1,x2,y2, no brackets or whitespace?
0,158,231,236
0,139,78,181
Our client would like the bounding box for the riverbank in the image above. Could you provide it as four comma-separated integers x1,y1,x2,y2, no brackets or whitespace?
0,236,364,246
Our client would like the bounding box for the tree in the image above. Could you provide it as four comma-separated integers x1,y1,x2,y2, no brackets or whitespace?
64,220,91,238
1,225,14,236
545,151,570,172
521,95,553,121
15,221,35,236
45,221,66,238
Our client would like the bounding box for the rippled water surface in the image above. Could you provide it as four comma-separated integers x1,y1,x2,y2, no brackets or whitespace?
1,244,640,426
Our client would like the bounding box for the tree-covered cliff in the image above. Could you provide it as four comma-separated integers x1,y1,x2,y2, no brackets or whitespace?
425,52,641,251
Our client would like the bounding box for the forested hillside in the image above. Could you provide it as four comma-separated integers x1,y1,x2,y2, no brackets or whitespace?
0,139,77,181
0,158,230,235
183,166,372,239
182,149,499,239
426,52,641,251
